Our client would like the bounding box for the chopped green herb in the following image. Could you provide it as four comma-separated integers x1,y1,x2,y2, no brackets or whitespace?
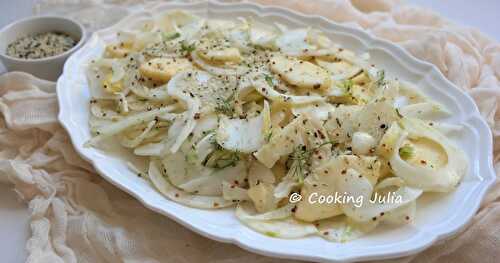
265,231,278,237
285,140,336,183
181,41,195,53
208,134,222,149
399,145,414,160
203,135,241,169
340,79,353,94
163,32,180,41
264,75,274,87
264,129,273,143
375,70,386,87
214,91,236,116
204,149,240,169
395,108,403,118
214,101,234,116
287,144,310,184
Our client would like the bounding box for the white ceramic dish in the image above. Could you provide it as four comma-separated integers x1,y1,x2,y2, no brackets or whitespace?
0,16,85,81
57,1,496,262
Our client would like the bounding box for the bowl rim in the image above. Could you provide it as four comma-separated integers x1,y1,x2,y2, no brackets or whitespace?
0,15,86,63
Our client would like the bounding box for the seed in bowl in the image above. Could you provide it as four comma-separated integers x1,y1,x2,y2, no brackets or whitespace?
6,32,76,59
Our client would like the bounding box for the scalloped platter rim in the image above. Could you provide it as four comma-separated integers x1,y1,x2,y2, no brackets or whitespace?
56,1,496,262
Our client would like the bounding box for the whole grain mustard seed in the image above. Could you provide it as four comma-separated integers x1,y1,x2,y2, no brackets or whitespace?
6,32,76,59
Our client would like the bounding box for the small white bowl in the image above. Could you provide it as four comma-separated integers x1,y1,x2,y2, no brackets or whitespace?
57,2,496,263
0,16,85,81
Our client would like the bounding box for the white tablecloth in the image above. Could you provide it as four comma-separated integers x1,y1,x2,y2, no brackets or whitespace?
1,1,499,262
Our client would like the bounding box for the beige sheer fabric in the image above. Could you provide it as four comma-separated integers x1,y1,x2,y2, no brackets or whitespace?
1,0,499,262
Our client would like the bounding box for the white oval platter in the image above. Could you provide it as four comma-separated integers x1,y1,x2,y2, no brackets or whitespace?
57,1,496,262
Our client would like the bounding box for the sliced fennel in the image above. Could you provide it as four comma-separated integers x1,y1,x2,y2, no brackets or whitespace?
389,118,468,192
148,159,233,209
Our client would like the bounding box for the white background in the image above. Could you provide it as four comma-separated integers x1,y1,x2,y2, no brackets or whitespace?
0,0,499,262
